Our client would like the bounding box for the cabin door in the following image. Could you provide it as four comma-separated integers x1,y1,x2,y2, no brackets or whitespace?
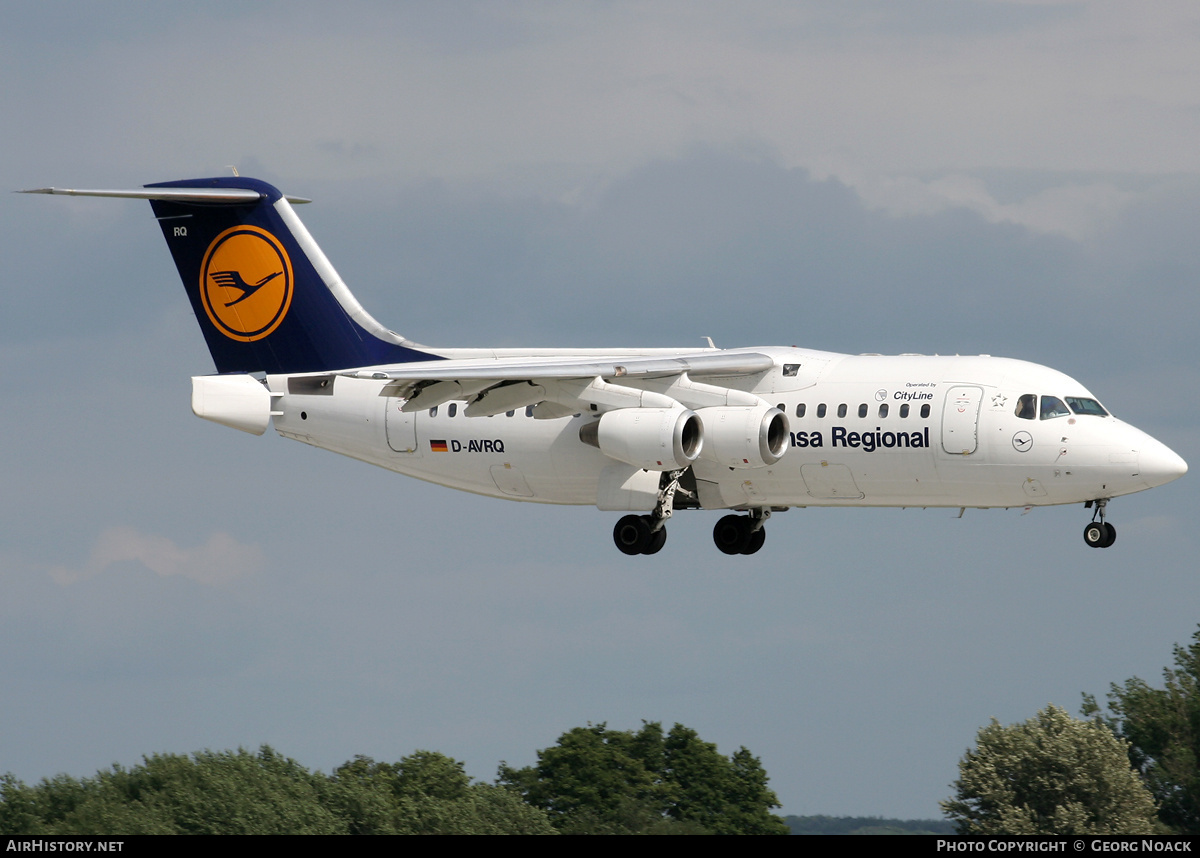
941,386,983,455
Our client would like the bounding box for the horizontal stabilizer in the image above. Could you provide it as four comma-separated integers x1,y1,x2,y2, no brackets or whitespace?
17,187,311,204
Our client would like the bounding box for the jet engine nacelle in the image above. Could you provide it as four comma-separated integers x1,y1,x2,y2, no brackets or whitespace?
580,407,703,471
696,404,789,468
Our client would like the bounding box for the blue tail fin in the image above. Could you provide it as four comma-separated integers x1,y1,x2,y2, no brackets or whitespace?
147,176,436,374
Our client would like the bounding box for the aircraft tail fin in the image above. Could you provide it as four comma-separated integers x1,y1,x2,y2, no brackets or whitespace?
146,176,437,374
28,178,435,374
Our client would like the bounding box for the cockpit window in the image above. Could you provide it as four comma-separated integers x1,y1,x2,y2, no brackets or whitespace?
1040,396,1071,420
1066,397,1109,417
1015,394,1037,420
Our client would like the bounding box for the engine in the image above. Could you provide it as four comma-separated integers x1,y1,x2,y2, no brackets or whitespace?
696,404,789,468
579,407,703,471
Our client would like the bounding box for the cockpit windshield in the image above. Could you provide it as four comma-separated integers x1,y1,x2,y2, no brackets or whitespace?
1017,393,1109,420
1039,396,1071,420
1066,397,1109,417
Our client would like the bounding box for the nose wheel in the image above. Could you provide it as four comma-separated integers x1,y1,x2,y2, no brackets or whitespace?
1083,500,1117,548
1083,521,1116,548
712,511,768,555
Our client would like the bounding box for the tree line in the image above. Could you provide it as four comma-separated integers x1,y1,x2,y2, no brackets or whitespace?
14,625,1198,836
1,721,786,835
943,625,1200,835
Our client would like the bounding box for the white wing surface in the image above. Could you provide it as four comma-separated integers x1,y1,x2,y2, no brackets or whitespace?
340,351,777,417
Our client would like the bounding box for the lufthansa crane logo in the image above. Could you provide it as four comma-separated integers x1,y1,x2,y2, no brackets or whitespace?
199,226,293,342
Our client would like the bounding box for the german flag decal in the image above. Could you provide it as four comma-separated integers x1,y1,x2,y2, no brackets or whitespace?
430,440,448,452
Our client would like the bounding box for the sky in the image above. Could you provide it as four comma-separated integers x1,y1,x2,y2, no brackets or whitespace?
2,1,1199,820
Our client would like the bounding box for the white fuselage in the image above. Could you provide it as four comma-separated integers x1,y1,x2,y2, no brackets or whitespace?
266,347,1183,512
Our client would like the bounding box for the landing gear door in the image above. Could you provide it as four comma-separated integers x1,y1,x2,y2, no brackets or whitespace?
941,386,983,455
385,397,419,454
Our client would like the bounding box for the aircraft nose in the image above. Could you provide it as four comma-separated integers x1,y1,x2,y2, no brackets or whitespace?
1140,438,1188,489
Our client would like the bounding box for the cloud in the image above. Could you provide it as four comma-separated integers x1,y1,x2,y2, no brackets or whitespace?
849,172,1137,240
48,527,264,586
6,2,1200,197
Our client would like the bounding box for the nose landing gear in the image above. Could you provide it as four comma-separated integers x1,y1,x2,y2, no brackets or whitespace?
1083,499,1117,548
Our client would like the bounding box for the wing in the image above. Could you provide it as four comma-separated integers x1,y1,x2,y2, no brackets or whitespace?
340,350,777,417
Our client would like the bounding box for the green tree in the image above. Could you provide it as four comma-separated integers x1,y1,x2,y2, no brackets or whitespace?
498,721,787,834
0,773,48,835
4,747,555,835
1,747,343,835
1083,626,1200,833
942,704,1158,835
327,751,555,835
324,755,405,834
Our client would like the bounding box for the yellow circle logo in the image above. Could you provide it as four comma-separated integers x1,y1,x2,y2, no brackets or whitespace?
199,226,293,342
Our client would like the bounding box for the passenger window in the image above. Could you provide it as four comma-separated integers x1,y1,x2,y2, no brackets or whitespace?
1015,394,1037,420
878,404,889,418
525,405,534,417
429,406,438,417
817,404,827,418
920,404,930,418
777,403,785,412
506,410,515,417
796,403,806,418
447,403,457,418
900,403,910,418
858,403,867,418
1040,396,1071,420
837,404,847,418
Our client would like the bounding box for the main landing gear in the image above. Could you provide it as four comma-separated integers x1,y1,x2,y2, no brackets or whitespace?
609,471,772,556
612,469,688,556
713,510,769,556
1083,499,1117,548
613,514,667,555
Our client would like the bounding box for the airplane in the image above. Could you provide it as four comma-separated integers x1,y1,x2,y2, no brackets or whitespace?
22,176,1187,556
